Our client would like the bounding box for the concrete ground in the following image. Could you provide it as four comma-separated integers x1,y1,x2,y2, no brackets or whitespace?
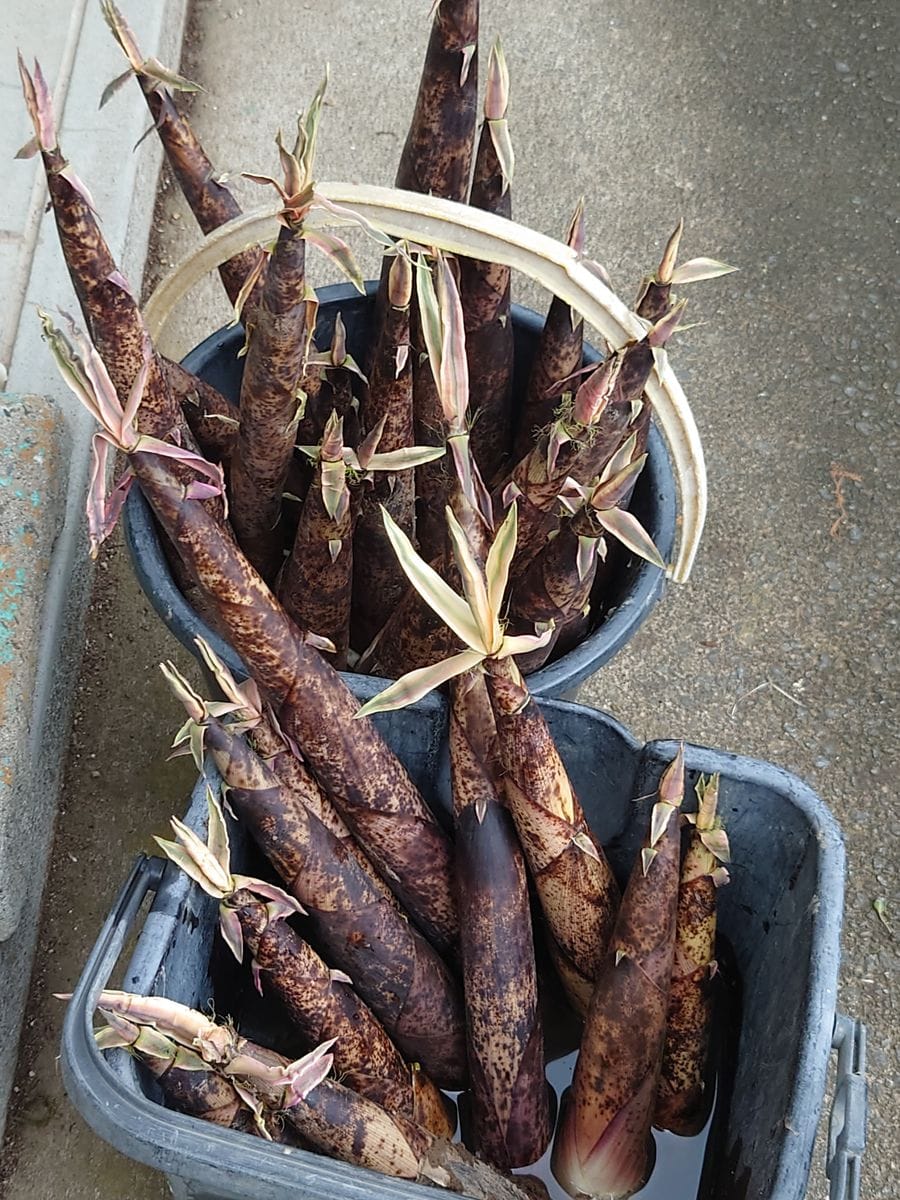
0,0,187,1143
1,0,896,1196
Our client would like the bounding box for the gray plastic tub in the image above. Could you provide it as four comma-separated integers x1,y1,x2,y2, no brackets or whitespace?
122,281,677,699
61,692,865,1199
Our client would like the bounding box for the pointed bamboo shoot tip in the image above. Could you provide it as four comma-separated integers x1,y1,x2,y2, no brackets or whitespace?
566,197,587,255
321,409,344,455
18,54,57,151
571,830,602,863
573,354,619,426
485,38,509,121
304,630,337,654
101,1,145,72
658,745,685,806
658,217,685,283
460,43,476,88
648,298,688,348
160,660,206,722
331,313,347,364
583,257,613,289
388,252,413,308
356,411,388,468
695,772,721,829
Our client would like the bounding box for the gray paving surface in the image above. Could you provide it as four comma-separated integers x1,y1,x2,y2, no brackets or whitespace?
2,0,896,1196
0,395,68,942
0,0,188,1146
0,392,69,1133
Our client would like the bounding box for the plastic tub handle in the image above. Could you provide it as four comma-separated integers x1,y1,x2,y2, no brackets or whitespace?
62,855,166,1079
60,852,432,1194
826,1013,867,1200
142,189,707,583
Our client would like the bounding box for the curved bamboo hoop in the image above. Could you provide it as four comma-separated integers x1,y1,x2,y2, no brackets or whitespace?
144,184,705,582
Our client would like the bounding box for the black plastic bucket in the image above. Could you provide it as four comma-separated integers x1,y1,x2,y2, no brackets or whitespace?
123,282,677,698
61,693,864,1200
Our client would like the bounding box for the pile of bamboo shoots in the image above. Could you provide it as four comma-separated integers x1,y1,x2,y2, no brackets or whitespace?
20,0,733,682
66,637,731,1198
24,2,739,1195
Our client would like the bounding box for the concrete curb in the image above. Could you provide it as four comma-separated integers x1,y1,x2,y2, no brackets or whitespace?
0,394,69,943
0,0,189,1141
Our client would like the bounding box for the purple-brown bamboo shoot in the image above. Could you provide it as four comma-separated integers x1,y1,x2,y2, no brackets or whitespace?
93,993,541,1195
123,448,459,958
654,773,729,1135
279,413,355,666
458,39,514,483
485,654,619,1015
353,255,417,648
196,714,467,1087
101,0,265,313
512,201,586,463
500,312,679,582
229,891,450,1134
552,750,685,1199
451,672,550,1169
19,57,227,537
395,0,479,201
229,224,309,577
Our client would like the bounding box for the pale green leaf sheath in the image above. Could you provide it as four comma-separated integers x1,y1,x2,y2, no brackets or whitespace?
356,503,551,718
